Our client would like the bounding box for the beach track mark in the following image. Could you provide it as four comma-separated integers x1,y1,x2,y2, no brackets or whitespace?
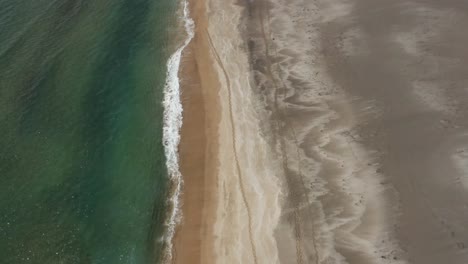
206,30,259,264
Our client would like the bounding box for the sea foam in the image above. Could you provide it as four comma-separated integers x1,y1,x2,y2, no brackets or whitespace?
162,0,194,262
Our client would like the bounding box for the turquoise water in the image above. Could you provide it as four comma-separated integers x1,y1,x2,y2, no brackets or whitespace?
0,0,178,263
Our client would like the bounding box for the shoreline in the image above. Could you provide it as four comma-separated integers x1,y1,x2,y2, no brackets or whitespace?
173,0,283,263
161,1,194,262
172,0,219,263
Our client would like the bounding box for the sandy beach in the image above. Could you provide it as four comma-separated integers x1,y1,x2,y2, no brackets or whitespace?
175,0,282,263
174,0,468,263
172,1,219,263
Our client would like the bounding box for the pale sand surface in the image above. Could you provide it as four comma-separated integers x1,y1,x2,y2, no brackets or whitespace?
175,0,468,264
206,0,282,263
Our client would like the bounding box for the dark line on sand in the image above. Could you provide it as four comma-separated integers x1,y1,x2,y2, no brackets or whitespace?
206,30,259,264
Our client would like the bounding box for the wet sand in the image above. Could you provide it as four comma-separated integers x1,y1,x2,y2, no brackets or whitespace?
175,0,468,263
172,0,219,263
172,1,220,264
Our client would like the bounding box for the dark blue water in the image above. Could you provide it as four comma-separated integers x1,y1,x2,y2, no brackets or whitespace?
0,0,177,263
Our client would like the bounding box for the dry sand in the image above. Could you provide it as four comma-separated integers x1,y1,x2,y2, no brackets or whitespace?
205,0,283,263
175,0,468,263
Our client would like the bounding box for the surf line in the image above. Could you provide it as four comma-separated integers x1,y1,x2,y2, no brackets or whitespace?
161,0,194,262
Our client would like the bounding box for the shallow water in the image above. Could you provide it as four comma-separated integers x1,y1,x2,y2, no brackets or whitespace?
0,0,177,263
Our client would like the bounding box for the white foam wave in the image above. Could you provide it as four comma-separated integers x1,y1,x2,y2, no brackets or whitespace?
161,1,194,262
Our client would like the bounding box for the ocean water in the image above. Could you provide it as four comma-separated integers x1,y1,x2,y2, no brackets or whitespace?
0,0,181,263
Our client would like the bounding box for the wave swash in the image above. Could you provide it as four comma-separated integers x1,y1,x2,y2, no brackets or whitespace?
161,1,194,262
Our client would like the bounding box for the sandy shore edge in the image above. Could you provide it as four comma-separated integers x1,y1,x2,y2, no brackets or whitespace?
174,0,283,263
172,0,219,263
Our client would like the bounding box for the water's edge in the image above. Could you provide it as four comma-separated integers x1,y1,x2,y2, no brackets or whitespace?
161,1,194,262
